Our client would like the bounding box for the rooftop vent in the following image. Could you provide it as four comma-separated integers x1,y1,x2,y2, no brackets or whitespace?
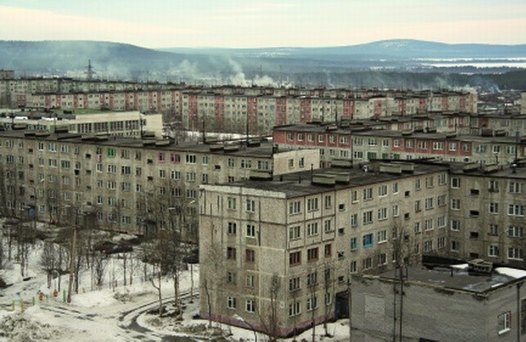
468,259,493,274
379,163,402,174
249,170,272,180
209,144,224,151
331,159,352,168
155,140,171,147
462,162,479,172
483,164,499,173
311,173,336,186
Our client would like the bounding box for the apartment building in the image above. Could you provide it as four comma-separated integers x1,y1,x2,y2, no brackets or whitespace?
274,123,526,166
448,163,526,268
0,130,319,240
0,111,163,138
352,266,526,341
199,161,450,337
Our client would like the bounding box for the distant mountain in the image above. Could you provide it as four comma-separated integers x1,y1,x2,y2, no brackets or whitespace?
1,39,526,89
160,39,526,59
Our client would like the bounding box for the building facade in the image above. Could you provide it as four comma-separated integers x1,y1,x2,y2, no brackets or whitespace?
199,161,450,337
0,130,320,239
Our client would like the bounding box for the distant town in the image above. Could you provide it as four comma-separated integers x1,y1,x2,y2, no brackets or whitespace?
1,68,526,341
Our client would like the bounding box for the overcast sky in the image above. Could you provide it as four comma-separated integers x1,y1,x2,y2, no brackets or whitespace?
0,0,525,48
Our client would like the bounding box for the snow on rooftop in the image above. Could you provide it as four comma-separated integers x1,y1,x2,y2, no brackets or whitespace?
495,267,526,279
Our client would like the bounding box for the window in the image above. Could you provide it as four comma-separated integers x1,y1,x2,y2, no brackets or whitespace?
289,251,301,266
378,185,387,197
437,215,446,228
362,257,372,270
289,226,301,240
508,247,523,260
246,224,256,238
377,207,388,221
307,198,319,211
324,244,332,257
437,194,447,207
451,177,461,188
351,190,358,203
363,188,373,200
378,253,387,265
392,182,399,194
498,311,511,334
307,248,319,262
307,222,319,236
227,271,236,284
509,182,523,193
363,233,373,249
450,220,461,231
392,205,400,217
307,295,318,311
350,237,358,251
449,142,457,151
227,297,236,309
424,240,433,253
377,230,387,243
508,226,524,238
228,158,235,168
414,222,421,234
424,219,433,231
450,240,459,251
363,210,373,225
488,245,499,257
508,204,525,216
425,198,434,210
451,199,460,210
228,222,237,235
489,180,499,192
246,199,256,212
324,195,332,209
185,154,196,164
289,201,301,215
227,247,236,260
245,249,255,263
489,202,499,214
245,299,255,313
289,302,301,317
489,224,498,236
438,173,447,185
351,214,358,228
306,272,318,287
246,274,255,288
227,197,236,210
415,200,421,212
289,277,300,292
323,219,332,233
415,179,421,191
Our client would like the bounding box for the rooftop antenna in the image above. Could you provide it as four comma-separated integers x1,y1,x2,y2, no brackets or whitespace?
85,59,96,80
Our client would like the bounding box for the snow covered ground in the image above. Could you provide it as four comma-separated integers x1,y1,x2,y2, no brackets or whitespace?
0,232,351,341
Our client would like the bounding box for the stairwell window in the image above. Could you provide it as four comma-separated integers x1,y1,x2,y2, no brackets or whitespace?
498,311,511,335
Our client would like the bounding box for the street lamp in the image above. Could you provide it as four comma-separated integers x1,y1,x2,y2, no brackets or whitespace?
233,314,257,342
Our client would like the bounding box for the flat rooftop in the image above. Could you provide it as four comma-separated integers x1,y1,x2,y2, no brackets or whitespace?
224,161,449,198
377,265,519,293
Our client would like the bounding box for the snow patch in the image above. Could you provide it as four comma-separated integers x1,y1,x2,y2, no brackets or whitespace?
495,267,526,279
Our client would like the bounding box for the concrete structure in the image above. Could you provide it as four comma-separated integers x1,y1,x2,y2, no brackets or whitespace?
199,161,450,337
521,92,526,115
0,111,163,138
0,129,319,239
352,266,526,341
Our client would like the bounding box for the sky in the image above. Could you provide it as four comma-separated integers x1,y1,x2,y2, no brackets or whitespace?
0,0,525,48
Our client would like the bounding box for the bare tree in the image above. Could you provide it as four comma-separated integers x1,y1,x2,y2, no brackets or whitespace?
92,250,109,288
258,273,281,341
40,241,58,288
